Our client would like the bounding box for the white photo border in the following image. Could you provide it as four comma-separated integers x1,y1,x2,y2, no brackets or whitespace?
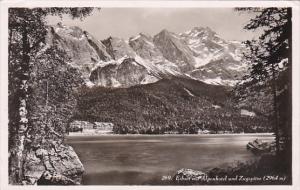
0,1,299,190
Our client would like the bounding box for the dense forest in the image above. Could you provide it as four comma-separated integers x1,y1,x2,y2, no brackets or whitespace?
74,77,271,134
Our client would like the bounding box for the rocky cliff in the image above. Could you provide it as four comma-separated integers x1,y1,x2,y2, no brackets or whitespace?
23,143,84,185
179,27,246,85
46,23,111,83
89,57,154,87
153,29,196,72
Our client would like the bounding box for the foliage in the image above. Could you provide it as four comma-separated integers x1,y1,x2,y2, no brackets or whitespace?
236,8,291,81
27,45,84,147
234,7,292,155
8,7,96,184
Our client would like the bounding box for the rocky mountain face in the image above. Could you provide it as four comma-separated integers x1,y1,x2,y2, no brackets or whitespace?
46,23,110,82
47,23,246,87
129,33,164,62
179,27,246,85
153,29,196,72
102,36,136,59
89,58,154,87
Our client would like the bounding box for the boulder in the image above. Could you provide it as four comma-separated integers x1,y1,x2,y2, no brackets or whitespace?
50,144,84,182
22,144,84,185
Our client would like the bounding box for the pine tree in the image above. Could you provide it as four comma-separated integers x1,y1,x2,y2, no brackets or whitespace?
235,8,292,155
8,7,97,184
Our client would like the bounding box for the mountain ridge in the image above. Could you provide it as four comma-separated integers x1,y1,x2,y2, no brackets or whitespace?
47,23,247,88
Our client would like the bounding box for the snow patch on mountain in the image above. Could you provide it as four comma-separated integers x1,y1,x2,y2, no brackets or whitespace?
201,77,240,86
141,75,159,84
130,34,141,41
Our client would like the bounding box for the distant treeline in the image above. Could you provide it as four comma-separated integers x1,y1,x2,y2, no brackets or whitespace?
113,118,270,134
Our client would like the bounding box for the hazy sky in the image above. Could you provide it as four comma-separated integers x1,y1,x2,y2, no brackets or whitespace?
47,8,259,41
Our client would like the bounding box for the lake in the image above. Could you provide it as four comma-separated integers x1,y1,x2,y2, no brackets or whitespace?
66,134,274,185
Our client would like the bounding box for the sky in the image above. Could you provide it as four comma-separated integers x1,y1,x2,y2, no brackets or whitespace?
47,8,259,42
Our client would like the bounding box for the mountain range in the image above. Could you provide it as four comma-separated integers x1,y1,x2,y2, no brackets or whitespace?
44,22,271,134
46,23,247,87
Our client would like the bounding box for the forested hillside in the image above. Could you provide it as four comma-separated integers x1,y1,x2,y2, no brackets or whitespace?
75,77,271,134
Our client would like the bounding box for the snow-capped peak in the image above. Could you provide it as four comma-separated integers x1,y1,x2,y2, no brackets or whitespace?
47,23,246,88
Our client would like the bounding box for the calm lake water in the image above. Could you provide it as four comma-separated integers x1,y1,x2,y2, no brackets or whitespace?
66,134,274,185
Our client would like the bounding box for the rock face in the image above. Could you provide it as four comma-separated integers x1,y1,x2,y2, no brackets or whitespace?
129,33,164,62
22,143,84,185
101,37,136,60
89,58,153,87
189,59,245,86
153,30,196,72
46,23,111,81
48,23,246,87
179,27,246,85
